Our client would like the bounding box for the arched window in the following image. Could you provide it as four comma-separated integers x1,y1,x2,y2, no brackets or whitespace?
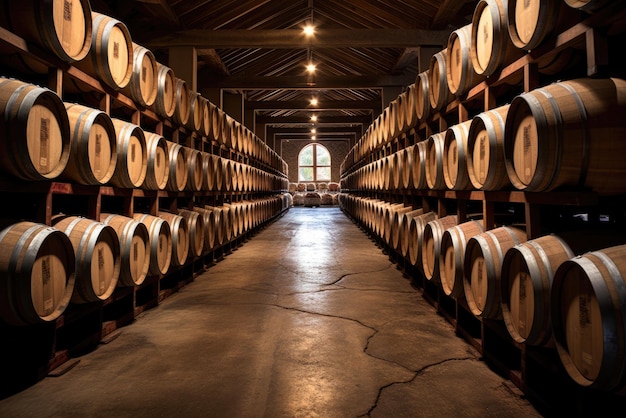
298,143,331,182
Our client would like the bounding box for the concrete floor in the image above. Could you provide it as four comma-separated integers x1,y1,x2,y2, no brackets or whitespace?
0,207,542,417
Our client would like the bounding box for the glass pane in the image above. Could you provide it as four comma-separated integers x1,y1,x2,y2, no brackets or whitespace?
316,146,331,165
317,166,331,181
299,145,314,165
299,166,314,181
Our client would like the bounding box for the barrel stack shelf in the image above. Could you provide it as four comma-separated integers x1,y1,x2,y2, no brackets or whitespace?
340,1,626,415
0,6,289,394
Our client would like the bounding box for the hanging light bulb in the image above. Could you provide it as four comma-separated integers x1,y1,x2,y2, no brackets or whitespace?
310,115,318,122
310,97,318,106
303,24,315,36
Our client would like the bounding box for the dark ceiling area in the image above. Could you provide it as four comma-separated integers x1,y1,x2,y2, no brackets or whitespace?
89,0,478,144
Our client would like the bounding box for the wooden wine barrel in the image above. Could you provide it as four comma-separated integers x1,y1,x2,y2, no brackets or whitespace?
0,77,71,181
0,0,92,63
185,91,204,133
467,104,511,191
222,158,236,192
142,132,169,190
185,148,203,192
51,215,120,304
382,203,406,245
149,63,176,119
463,226,528,318
408,212,438,268
211,154,223,192
500,234,574,346
399,146,413,190
205,206,225,247
415,71,431,120
200,97,211,137
439,219,485,299
178,209,205,258
220,205,234,243
428,48,454,112
425,132,446,190
404,83,418,129
470,0,524,77
192,206,216,251
551,244,626,391
133,213,172,276
0,221,75,326
411,141,428,190
172,77,190,127
76,12,133,90
446,24,485,97
209,102,222,142
443,120,473,191
395,92,408,134
164,141,188,192
61,103,117,185
507,0,579,50
422,215,459,282
158,211,189,267
505,78,626,195
101,213,150,287
122,43,158,108
109,119,147,189
398,209,425,258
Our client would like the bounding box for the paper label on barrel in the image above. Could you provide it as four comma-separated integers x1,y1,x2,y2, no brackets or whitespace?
479,135,486,181
95,134,102,174
98,247,105,294
40,118,50,169
523,124,532,180
42,256,54,315
113,42,119,59
64,0,72,20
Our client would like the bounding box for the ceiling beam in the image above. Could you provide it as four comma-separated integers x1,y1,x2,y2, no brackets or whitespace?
256,115,370,125
271,127,360,134
144,28,451,49
200,73,414,89
246,100,381,111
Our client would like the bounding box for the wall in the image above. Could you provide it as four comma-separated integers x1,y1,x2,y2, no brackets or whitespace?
280,139,350,184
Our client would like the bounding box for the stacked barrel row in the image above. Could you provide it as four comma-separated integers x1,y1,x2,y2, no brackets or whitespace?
339,193,626,392
339,0,626,395
0,79,287,193
341,0,619,177
0,195,289,327
0,1,287,179
342,76,626,196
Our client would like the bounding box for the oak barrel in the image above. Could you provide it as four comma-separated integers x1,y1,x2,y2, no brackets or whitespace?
142,132,169,190
133,213,172,276
507,0,578,50
0,221,75,326
76,12,133,90
0,0,92,63
399,209,425,258
428,48,454,112
149,63,176,119
422,215,459,282
178,209,205,258
467,104,511,191
415,71,431,120
51,215,120,304
504,78,626,195
425,132,446,190
172,77,190,127
0,77,70,181
164,141,188,192
122,43,158,107
408,212,438,268
463,225,527,318
185,148,204,192
192,206,216,251
551,244,626,391
439,219,485,299
470,0,524,77
101,213,150,287
62,103,117,185
443,120,473,191
446,23,485,96
500,234,574,346
158,211,189,267
109,119,147,189
411,141,428,190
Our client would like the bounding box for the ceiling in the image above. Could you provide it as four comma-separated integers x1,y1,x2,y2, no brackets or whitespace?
90,0,478,145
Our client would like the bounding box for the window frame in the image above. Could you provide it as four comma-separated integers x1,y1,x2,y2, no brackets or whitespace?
298,143,331,182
